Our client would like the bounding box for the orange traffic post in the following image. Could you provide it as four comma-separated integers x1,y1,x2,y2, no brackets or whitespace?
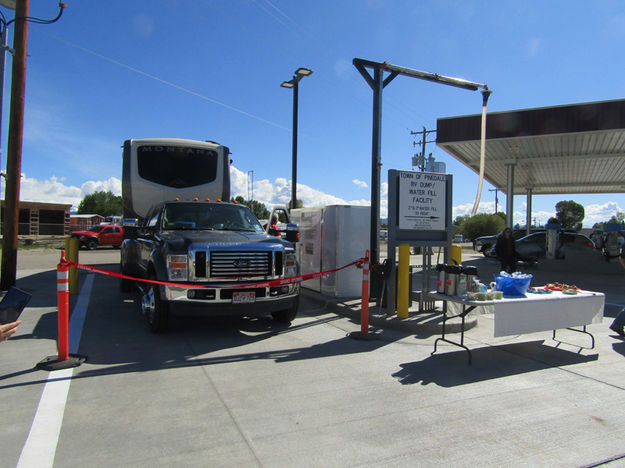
348,250,379,341
57,250,70,361
36,250,85,371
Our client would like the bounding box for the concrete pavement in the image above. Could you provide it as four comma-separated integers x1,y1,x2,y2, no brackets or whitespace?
1,248,625,467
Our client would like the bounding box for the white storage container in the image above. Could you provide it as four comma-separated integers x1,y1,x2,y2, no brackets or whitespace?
291,205,370,297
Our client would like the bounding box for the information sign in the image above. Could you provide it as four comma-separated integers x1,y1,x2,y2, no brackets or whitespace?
398,171,447,230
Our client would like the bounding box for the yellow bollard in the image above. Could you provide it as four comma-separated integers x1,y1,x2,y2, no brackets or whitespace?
450,243,462,266
65,237,79,295
397,243,410,319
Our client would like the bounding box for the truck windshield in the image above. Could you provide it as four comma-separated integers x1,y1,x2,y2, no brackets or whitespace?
162,203,264,232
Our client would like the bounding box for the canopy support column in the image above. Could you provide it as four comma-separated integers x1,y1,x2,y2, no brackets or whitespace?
506,164,515,229
526,189,533,235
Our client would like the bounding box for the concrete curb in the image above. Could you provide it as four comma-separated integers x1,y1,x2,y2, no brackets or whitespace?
301,288,477,335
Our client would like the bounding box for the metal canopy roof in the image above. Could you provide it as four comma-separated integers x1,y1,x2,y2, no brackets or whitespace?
436,99,625,195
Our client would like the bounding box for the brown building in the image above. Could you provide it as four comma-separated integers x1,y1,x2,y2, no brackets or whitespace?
0,200,71,238
70,214,105,231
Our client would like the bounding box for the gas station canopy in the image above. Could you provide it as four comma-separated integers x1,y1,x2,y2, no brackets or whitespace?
436,99,625,195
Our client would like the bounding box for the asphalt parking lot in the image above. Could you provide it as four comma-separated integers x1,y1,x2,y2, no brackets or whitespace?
2,247,625,467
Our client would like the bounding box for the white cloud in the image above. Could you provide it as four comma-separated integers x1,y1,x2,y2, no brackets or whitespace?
584,202,623,224
523,210,555,226
16,174,123,211
81,178,122,197
16,167,622,228
352,179,368,189
19,175,83,208
230,166,378,214
452,201,496,218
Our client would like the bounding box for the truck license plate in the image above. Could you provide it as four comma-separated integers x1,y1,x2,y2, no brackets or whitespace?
232,292,255,304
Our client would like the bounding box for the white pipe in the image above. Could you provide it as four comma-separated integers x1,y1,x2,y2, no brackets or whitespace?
471,90,492,216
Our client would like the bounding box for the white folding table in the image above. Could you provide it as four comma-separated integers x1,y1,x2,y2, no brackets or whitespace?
427,290,605,364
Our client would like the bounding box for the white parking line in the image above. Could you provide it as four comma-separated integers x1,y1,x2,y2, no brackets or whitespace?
17,274,94,468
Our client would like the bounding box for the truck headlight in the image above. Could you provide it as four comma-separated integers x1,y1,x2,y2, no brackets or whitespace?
167,254,188,281
285,252,297,277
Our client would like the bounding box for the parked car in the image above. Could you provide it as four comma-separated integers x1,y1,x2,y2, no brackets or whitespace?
589,230,604,249
489,231,595,261
71,224,124,250
473,234,499,257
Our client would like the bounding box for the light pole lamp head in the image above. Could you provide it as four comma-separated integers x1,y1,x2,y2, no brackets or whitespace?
280,80,295,89
295,67,313,77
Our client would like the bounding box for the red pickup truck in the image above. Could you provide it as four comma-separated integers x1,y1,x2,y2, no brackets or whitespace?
71,224,124,250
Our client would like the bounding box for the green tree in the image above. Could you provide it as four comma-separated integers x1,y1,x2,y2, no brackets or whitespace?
555,200,584,231
592,212,625,230
453,215,470,236
232,195,270,220
461,213,506,241
287,199,303,210
77,191,122,216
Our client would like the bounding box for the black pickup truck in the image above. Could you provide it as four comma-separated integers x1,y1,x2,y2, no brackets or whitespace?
120,200,300,332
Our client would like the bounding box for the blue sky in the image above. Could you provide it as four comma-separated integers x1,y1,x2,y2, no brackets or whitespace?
2,0,624,227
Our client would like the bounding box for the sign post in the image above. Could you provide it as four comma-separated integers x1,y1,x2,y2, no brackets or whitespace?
386,170,453,314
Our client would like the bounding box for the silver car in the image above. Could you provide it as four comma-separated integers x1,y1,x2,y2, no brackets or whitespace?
491,231,595,261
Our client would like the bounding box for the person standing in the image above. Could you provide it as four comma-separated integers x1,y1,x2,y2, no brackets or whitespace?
268,213,281,237
609,247,625,337
495,227,517,273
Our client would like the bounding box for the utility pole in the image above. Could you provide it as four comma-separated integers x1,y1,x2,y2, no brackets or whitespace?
410,127,436,171
489,188,499,214
0,0,65,290
1,0,28,290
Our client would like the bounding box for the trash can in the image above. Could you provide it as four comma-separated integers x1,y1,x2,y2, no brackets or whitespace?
450,244,462,265
373,259,392,308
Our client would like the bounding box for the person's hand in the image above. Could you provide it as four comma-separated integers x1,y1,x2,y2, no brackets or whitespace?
0,320,21,342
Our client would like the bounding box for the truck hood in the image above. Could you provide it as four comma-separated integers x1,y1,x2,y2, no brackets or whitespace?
157,229,292,252
71,230,95,237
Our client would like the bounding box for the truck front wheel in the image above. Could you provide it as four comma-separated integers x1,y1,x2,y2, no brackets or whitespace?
142,278,169,333
87,238,98,250
271,297,299,323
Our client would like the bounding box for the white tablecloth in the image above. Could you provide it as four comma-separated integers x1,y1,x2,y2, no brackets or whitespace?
439,291,604,337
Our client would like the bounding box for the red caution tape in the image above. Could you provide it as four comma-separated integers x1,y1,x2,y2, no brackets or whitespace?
62,258,365,289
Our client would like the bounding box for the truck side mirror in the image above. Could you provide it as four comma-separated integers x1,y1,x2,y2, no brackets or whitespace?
285,223,299,243
123,218,139,239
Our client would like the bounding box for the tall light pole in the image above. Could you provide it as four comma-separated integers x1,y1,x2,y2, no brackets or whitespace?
247,170,254,201
280,67,312,210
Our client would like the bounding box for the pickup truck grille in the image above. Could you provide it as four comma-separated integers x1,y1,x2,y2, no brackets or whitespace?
209,251,274,278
